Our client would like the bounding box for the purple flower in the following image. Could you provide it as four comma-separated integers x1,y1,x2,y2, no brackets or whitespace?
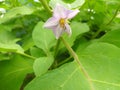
44,4,80,39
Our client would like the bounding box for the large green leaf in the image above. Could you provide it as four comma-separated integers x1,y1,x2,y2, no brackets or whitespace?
0,6,34,24
77,42,120,89
33,56,54,77
0,55,33,90
25,42,120,90
32,22,56,54
99,29,120,48
25,61,91,90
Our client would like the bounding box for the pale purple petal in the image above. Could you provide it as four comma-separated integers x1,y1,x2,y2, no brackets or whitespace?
65,23,72,36
44,17,59,29
44,4,79,39
52,25,63,39
53,4,68,19
67,9,80,19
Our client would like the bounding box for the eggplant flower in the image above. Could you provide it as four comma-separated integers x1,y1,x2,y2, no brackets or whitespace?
44,4,79,39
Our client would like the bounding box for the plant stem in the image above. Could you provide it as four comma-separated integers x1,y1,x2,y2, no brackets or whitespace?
106,5,120,25
54,38,61,58
60,37,94,90
92,6,120,39
17,53,36,60
91,29,101,39
39,0,52,14
57,56,72,67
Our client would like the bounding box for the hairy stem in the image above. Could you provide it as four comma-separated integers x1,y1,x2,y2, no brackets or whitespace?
61,37,94,90
39,0,52,14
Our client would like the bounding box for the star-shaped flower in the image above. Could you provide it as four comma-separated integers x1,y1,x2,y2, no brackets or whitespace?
44,4,79,39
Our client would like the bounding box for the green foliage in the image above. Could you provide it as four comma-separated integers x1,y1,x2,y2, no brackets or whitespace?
0,30,24,54
64,21,89,46
30,47,46,58
0,55,33,90
33,56,54,77
32,21,56,54
0,0,120,90
62,0,75,3
0,6,34,24
78,42,120,89
49,0,85,9
25,61,91,90
99,29,120,48
25,42,120,90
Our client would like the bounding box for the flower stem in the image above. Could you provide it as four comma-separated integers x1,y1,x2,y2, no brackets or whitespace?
60,37,94,90
39,0,52,14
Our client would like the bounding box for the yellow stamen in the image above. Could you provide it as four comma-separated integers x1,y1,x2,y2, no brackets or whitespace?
59,18,65,28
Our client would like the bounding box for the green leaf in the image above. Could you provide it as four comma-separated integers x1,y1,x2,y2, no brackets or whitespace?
62,0,75,3
33,56,54,77
77,42,120,89
0,30,24,54
32,21,56,54
0,24,13,32
99,29,120,48
105,0,120,5
0,53,10,61
64,21,89,46
0,43,24,53
25,42,120,90
49,0,85,9
0,6,34,24
70,0,85,9
22,36,34,51
25,61,91,90
0,55,33,90
30,47,46,58
74,37,92,53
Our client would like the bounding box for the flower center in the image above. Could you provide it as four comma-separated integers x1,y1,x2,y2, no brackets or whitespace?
59,18,65,28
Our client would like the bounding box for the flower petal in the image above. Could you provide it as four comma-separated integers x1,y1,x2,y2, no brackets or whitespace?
67,9,80,19
52,25,63,39
53,4,68,19
65,24,72,36
44,17,59,29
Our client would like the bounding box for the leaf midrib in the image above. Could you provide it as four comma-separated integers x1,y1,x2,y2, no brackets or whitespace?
60,68,78,88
